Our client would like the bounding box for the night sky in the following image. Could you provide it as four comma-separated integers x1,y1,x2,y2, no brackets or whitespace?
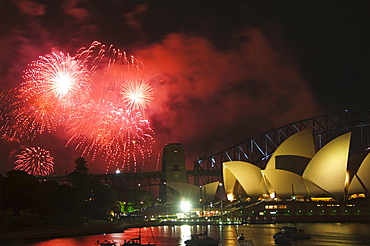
0,1,369,174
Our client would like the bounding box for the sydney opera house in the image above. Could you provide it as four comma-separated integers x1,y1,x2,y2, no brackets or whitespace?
223,129,370,222
165,128,370,222
223,129,370,202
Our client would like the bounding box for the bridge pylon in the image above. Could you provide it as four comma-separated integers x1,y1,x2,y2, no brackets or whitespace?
160,143,187,202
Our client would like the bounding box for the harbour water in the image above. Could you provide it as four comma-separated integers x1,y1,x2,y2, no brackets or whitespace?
2,223,370,246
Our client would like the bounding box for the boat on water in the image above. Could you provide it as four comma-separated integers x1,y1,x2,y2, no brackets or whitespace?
273,188,311,241
272,225,311,244
120,227,157,246
281,226,311,239
95,239,118,246
184,232,219,246
120,237,156,245
95,233,118,246
95,237,156,246
237,233,254,246
273,231,292,245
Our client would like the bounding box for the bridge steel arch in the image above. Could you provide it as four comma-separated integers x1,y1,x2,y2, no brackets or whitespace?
194,110,370,185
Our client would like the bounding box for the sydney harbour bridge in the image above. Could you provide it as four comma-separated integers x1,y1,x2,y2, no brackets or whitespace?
42,110,370,199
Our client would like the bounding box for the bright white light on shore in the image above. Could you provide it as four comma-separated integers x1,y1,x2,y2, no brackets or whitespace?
180,201,191,212
115,169,121,174
270,191,276,199
227,193,234,201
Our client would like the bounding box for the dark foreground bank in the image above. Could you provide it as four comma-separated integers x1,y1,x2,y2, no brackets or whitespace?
0,221,162,242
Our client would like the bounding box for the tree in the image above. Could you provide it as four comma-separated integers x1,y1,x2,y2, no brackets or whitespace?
67,157,91,216
74,157,89,174
68,158,118,219
119,189,155,211
0,170,56,216
84,180,118,219
40,181,78,215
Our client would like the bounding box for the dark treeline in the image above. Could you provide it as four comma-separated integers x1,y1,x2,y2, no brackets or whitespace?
0,157,153,231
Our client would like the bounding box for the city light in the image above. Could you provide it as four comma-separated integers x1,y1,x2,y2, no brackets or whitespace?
180,200,192,212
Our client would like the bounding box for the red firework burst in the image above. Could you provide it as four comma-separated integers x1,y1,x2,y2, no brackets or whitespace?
0,89,39,142
18,52,92,133
66,42,157,172
66,100,154,173
76,42,155,107
121,72,154,112
14,147,55,176
3,41,160,173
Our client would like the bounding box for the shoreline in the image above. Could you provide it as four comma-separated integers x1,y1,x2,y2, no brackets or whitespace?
3,218,370,242
0,221,162,242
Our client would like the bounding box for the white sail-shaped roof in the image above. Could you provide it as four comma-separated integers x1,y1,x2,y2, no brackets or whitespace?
302,132,351,200
262,169,328,198
348,153,370,195
166,182,220,202
223,161,267,200
202,181,220,201
223,165,238,199
265,129,316,170
166,182,200,201
354,153,370,191
348,175,365,195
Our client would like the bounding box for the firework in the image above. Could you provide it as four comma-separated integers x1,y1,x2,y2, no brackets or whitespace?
65,42,157,172
0,89,18,141
3,41,160,173
66,100,155,173
77,42,155,114
0,89,35,142
121,72,154,112
0,52,92,142
14,147,55,176
18,51,92,132
23,52,92,101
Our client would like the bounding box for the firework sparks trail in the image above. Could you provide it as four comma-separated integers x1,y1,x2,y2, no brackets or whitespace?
64,42,157,173
14,146,55,176
0,89,43,142
121,72,154,112
20,51,92,119
75,42,155,112
0,89,23,142
2,41,159,173
66,100,155,173
0,52,92,142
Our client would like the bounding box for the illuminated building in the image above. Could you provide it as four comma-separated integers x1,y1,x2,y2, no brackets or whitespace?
222,129,370,222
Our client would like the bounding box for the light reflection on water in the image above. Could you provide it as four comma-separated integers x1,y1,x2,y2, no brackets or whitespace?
2,223,370,246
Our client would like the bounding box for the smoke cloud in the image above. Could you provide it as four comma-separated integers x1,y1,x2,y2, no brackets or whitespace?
135,30,320,165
